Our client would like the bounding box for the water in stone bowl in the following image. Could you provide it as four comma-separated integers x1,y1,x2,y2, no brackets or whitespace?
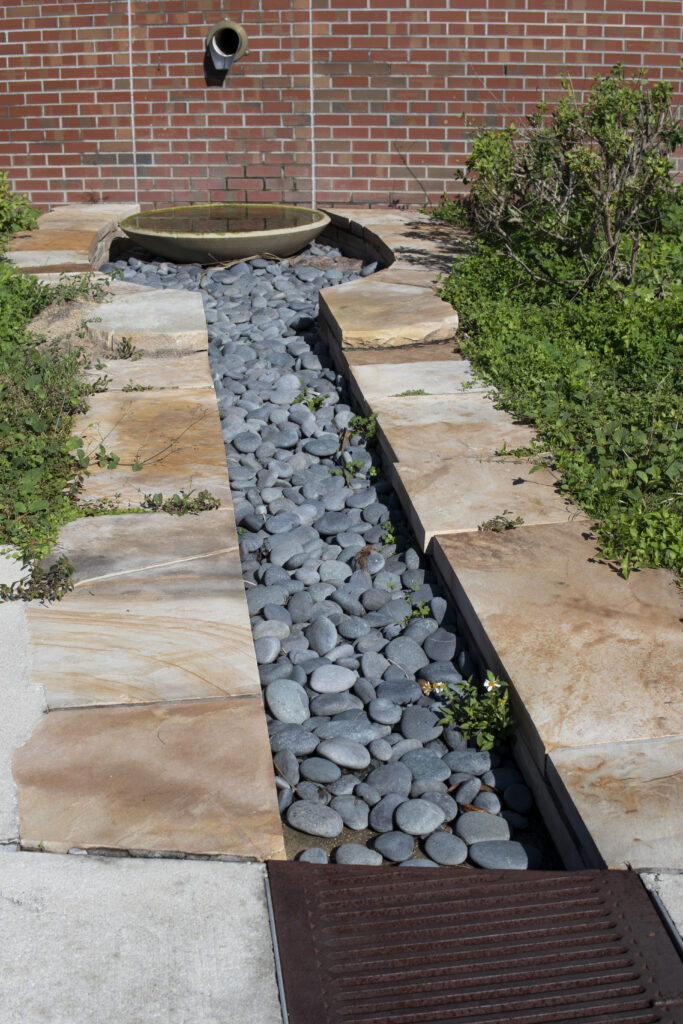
120,202,331,263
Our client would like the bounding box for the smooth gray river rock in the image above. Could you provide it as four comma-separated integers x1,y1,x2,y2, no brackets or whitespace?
309,664,357,693
424,831,468,866
287,800,344,838
455,811,511,845
316,737,371,770
394,799,446,836
265,679,310,725
335,843,382,866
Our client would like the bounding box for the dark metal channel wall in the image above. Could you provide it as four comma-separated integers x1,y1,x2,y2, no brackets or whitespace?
266,862,683,1024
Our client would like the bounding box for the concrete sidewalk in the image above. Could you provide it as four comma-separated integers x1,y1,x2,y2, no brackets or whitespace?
0,853,283,1024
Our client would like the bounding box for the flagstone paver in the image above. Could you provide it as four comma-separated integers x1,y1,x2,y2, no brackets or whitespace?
7,202,139,273
73,387,232,508
548,739,683,871
431,522,682,762
27,510,257,709
371,393,536,463
0,856,284,1024
393,458,581,550
13,697,285,858
84,350,212,390
84,289,208,355
349,359,486,401
345,341,462,366
319,277,459,349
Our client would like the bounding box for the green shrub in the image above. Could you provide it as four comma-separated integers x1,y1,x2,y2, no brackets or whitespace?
0,181,94,565
450,66,681,292
439,225,682,577
435,68,682,579
0,172,39,251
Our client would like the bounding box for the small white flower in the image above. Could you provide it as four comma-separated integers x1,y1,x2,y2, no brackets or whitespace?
484,678,500,692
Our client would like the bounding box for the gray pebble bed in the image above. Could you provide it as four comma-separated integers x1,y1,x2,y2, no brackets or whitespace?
102,241,546,871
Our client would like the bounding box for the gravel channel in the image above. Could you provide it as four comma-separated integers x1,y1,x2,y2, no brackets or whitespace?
103,241,550,871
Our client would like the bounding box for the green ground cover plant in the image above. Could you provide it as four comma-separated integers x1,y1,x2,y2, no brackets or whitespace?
0,183,103,575
435,67,682,578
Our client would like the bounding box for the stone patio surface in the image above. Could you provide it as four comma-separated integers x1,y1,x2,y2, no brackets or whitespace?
74,387,233,508
1,203,680,1017
431,523,682,869
27,511,257,708
2,203,284,866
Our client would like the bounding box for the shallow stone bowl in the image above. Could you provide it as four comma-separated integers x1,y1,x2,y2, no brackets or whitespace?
120,202,331,263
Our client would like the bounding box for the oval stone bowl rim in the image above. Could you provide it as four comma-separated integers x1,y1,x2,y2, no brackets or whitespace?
119,202,331,263
119,202,328,238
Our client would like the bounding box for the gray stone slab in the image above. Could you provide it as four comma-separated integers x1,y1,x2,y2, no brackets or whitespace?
0,553,45,845
85,290,208,355
0,854,283,1024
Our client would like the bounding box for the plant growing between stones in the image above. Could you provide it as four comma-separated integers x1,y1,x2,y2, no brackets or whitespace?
113,336,142,360
293,385,328,412
348,413,378,447
478,511,525,532
121,379,153,392
141,489,220,515
0,555,74,603
391,389,428,397
437,671,514,752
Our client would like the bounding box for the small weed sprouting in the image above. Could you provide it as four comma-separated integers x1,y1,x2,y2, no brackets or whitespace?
435,671,514,752
293,386,329,412
399,599,430,627
380,519,396,545
478,510,524,533
391,389,428,397
0,555,74,604
348,413,378,447
88,374,111,394
142,489,220,516
113,336,142,360
122,380,153,392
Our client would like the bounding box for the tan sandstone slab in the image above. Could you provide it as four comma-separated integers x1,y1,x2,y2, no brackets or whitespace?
84,290,207,355
37,203,139,230
548,739,683,870
393,458,579,550
9,228,98,255
13,698,285,859
84,351,212,391
431,522,683,766
9,251,92,271
349,359,486,403
345,343,462,367
74,388,231,508
373,393,536,464
320,278,458,349
27,511,258,708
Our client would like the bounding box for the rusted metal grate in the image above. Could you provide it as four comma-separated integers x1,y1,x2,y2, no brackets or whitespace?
266,863,683,1024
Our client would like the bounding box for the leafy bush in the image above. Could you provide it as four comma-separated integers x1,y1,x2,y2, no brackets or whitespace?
439,220,682,577
0,172,39,251
0,181,97,566
449,66,681,292
0,264,93,561
435,68,682,579
436,672,514,751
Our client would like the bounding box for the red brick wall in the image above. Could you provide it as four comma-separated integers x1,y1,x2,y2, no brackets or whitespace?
2,0,681,211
